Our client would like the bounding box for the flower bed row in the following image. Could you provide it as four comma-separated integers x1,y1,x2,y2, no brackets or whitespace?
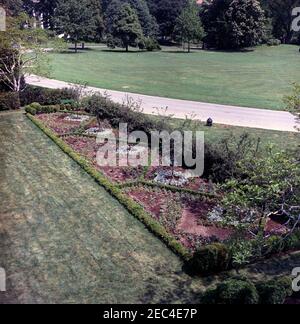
27,111,300,275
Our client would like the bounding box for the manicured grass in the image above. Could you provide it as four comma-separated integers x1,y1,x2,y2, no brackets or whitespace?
47,45,300,110
168,119,300,152
0,112,194,303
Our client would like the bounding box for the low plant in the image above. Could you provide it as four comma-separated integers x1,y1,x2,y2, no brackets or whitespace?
256,277,293,304
189,243,231,274
0,92,21,111
201,278,259,304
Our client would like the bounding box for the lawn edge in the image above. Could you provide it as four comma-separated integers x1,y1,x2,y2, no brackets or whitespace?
26,113,192,261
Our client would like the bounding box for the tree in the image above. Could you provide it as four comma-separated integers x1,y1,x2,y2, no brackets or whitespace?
146,0,187,39
222,148,300,237
201,0,266,50
23,0,58,29
105,1,144,52
103,0,158,38
174,0,205,52
261,0,300,44
0,14,50,92
0,0,23,16
54,0,99,52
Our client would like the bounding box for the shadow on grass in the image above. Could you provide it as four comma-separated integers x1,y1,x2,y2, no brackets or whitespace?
100,49,145,53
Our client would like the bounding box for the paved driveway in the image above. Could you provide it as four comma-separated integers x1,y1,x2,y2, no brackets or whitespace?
26,75,298,132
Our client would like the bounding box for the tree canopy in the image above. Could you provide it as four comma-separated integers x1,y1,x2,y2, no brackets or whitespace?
54,0,100,52
201,0,266,50
105,1,144,51
174,0,205,52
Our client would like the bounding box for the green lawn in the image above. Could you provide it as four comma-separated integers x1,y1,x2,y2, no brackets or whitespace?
47,44,300,110
1,112,299,304
168,119,300,152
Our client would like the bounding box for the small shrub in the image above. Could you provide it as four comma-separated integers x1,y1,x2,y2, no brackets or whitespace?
20,86,80,106
256,277,293,304
25,105,37,115
202,278,259,304
267,39,281,46
142,38,162,51
25,103,60,115
82,94,169,135
189,243,231,274
0,92,21,111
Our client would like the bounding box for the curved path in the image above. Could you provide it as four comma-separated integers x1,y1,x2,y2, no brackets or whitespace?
26,75,298,133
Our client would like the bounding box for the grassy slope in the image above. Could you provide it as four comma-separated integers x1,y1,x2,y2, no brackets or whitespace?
47,45,300,110
0,113,198,303
1,112,299,303
167,119,300,151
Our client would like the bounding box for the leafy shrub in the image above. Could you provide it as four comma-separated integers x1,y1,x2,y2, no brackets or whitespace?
203,133,261,183
20,86,80,106
189,243,231,274
82,94,170,135
25,102,60,115
202,278,259,304
267,39,281,46
25,105,37,115
0,92,21,111
140,38,161,51
256,277,293,304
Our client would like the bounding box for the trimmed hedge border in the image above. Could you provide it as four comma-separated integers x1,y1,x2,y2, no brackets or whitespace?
27,113,191,261
27,113,300,275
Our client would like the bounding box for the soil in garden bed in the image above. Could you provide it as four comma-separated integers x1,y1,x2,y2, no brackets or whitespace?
125,186,235,251
36,113,90,135
145,166,214,193
63,135,146,183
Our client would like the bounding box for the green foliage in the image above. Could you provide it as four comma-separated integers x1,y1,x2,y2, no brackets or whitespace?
146,0,187,39
222,148,300,232
27,113,191,261
140,37,161,51
20,85,80,106
126,0,159,38
105,1,145,51
284,83,300,127
202,278,259,304
25,102,61,115
189,243,231,274
202,0,266,49
174,0,205,52
261,0,300,44
267,38,281,46
82,94,170,134
0,91,20,110
202,276,292,304
204,132,261,182
256,277,293,304
54,0,100,51
0,14,51,92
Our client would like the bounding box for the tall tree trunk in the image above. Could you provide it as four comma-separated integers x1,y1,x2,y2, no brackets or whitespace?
82,43,85,50
188,41,191,53
126,44,129,52
75,41,78,53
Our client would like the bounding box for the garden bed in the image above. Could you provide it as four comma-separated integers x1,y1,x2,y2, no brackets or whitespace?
124,185,235,251
36,112,91,135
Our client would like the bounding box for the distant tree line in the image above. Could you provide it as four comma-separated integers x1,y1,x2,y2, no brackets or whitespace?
0,0,300,51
